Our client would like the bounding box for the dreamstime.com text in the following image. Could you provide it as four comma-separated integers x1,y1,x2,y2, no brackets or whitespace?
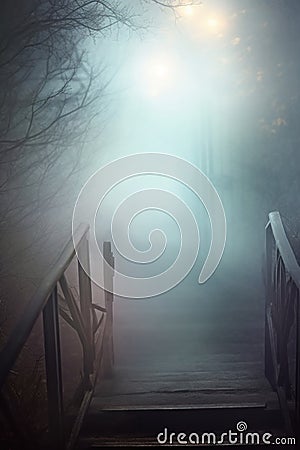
157,421,296,446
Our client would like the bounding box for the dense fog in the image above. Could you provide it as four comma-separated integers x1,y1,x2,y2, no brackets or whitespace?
83,1,300,369
1,0,300,410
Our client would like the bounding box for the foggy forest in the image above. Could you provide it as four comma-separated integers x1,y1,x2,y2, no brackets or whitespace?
0,0,300,448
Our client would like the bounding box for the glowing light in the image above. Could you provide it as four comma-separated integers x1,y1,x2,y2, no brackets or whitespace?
151,63,168,80
182,5,194,17
178,4,227,38
207,17,219,29
147,63,169,97
201,13,227,36
180,4,204,19
135,57,175,98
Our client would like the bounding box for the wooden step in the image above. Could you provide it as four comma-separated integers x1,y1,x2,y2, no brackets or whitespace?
81,404,283,441
79,360,284,448
89,364,278,411
79,404,284,448
79,435,282,448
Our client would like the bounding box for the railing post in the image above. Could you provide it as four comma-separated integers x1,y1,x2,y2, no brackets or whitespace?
265,223,273,307
78,233,94,386
265,223,276,389
103,241,114,378
43,285,65,450
264,212,300,434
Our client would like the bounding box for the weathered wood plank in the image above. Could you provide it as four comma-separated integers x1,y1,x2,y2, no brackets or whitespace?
90,362,277,412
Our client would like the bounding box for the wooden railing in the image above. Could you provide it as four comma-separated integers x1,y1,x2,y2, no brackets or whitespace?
265,211,300,433
0,226,114,449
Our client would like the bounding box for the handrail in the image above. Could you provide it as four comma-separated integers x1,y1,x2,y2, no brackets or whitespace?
268,211,300,290
265,210,300,435
0,223,89,390
0,226,115,450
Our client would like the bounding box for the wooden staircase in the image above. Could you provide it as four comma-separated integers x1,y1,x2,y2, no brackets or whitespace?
1,211,299,449
79,405,283,448
77,355,284,448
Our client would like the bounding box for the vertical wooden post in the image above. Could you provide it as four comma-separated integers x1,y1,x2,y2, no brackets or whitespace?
103,241,114,378
43,286,65,450
78,233,94,385
265,224,276,389
265,223,273,307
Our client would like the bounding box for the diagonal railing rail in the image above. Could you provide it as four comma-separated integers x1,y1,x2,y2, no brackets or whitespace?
265,211,300,435
0,226,115,449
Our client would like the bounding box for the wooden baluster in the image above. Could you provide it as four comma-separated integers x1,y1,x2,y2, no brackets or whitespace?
103,241,114,378
280,279,295,399
275,252,281,363
265,225,277,389
265,224,273,308
43,286,65,450
78,232,94,387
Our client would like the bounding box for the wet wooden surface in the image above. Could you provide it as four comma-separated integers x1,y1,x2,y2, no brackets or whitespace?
80,258,284,447
90,347,277,412
82,289,282,446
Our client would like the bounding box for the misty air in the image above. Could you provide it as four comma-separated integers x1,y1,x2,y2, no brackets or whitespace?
0,1,299,448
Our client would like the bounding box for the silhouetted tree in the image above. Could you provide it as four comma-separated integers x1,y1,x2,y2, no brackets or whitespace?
0,3,198,445
0,0,196,278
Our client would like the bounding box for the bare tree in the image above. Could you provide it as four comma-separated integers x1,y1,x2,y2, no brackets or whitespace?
0,1,132,227
0,1,195,445
0,0,200,290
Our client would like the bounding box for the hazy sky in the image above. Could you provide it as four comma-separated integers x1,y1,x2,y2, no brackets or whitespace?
78,1,298,303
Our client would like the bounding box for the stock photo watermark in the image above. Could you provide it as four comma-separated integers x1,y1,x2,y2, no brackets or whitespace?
157,421,296,446
72,153,227,299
